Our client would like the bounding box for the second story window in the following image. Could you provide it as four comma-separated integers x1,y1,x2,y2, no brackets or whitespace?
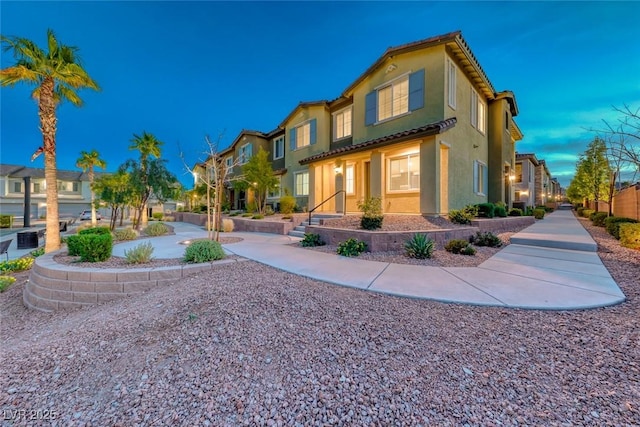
239,143,252,164
273,136,284,160
12,181,22,193
515,163,522,183
378,77,408,122
225,156,233,169
365,69,424,126
333,106,352,140
470,88,486,134
289,119,317,150
447,60,457,109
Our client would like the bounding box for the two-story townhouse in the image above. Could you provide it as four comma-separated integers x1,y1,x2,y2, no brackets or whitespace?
297,31,523,216
535,159,552,206
514,153,538,208
0,164,105,220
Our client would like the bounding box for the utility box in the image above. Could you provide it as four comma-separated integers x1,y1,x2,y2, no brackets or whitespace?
17,231,38,249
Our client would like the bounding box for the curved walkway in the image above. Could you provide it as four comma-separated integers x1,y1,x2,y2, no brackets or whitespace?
111,211,625,311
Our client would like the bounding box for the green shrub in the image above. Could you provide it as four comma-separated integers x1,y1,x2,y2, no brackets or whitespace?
30,248,45,258
591,212,608,227
245,201,258,214
79,226,111,235
449,205,478,225
405,234,434,259
469,231,502,247
78,233,113,262
301,233,325,247
0,275,16,292
124,241,154,264
279,194,296,215
494,205,507,218
508,208,523,217
461,245,477,256
0,215,14,228
252,214,264,220
577,207,586,217
533,208,545,220
582,209,595,220
144,222,169,236
0,257,35,273
264,206,275,216
229,212,240,217
619,223,640,250
476,203,495,218
337,238,367,257
152,212,164,221
358,197,384,230
445,239,473,255
605,217,639,240
241,213,253,217
66,235,82,256
184,239,225,263
113,228,138,241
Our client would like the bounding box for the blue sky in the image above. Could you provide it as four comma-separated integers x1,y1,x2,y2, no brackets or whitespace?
1,1,639,188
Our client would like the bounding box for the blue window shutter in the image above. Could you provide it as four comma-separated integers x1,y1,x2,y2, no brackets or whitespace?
473,161,479,193
365,91,376,126
290,128,296,151
409,69,425,111
483,163,488,195
309,119,317,145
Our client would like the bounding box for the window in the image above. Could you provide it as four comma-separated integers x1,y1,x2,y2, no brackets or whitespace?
72,182,79,192
470,89,486,134
295,171,309,196
365,69,424,126
515,163,522,183
13,181,21,193
33,182,41,193
345,165,355,194
289,119,317,150
225,156,233,169
447,60,456,109
333,106,352,140
378,77,408,122
273,136,284,160
473,160,487,195
388,154,420,192
239,143,252,164
268,175,282,199
505,111,510,131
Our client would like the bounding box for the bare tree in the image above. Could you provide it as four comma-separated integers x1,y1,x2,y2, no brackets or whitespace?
601,104,640,174
181,133,243,241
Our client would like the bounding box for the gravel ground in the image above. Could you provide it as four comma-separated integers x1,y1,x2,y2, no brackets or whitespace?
1,215,639,426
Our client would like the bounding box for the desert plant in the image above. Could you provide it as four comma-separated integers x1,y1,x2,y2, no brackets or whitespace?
229,212,240,217
605,217,639,240
619,223,640,250
144,222,169,236
445,239,473,255
241,213,253,217
0,275,16,292
0,215,14,228
582,209,595,219
533,208,545,220
461,245,477,256
448,205,478,225
476,202,495,218
0,257,35,273
470,231,502,247
152,212,164,221
163,215,175,222
124,241,154,264
221,219,234,232
252,214,265,220
30,248,45,258
358,197,383,230
337,238,367,257
79,226,111,235
591,212,608,227
301,233,325,247
264,206,275,216
184,239,225,263
279,194,296,215
113,228,138,241
508,208,523,217
405,234,435,259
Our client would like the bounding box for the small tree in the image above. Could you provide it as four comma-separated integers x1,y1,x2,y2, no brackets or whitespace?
93,171,132,230
567,137,611,208
236,147,279,215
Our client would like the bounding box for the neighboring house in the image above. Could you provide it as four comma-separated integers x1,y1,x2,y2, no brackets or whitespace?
0,163,106,219
197,31,525,216
514,153,538,208
535,159,553,206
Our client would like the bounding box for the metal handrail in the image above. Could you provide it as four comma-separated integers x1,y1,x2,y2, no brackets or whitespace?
308,190,346,225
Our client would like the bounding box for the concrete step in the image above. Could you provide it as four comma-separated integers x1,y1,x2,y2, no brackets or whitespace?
293,225,306,232
288,230,306,238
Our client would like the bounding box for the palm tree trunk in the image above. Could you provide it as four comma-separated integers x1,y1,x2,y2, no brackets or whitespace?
40,77,61,253
89,168,97,226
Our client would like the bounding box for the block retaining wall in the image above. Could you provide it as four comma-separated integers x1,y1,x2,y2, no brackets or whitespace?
172,212,300,235
307,216,536,252
24,251,239,312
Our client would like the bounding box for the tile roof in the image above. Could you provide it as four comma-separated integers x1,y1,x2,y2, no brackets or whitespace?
299,118,456,165
0,163,104,181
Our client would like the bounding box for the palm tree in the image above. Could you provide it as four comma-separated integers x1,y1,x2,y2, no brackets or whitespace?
129,132,163,228
76,150,106,226
1,29,99,252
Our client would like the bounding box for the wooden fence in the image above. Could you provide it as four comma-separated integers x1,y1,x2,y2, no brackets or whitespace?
586,183,640,220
